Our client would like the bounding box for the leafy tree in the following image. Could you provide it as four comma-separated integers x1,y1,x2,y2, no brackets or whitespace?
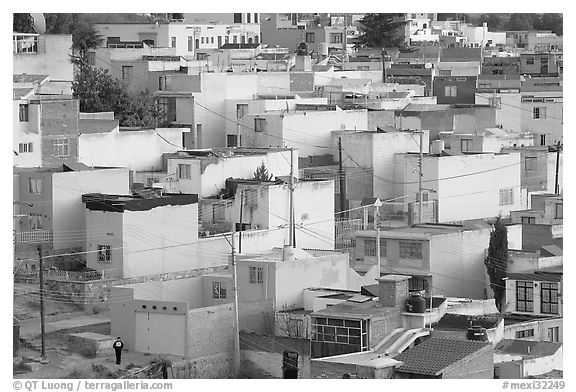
13,13,35,33
536,14,563,36
72,21,104,58
253,162,273,181
44,13,79,34
485,217,508,312
73,62,168,128
356,13,406,48
506,13,538,31
477,14,504,30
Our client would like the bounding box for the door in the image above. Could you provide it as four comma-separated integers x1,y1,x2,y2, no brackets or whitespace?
540,58,549,74
135,312,186,356
282,351,299,379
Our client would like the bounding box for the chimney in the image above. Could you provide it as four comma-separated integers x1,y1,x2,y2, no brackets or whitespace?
377,275,411,308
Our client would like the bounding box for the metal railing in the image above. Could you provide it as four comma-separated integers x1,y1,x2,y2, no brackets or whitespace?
15,230,51,243
13,34,39,54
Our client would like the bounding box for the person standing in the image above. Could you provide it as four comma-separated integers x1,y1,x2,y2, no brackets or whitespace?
113,337,124,365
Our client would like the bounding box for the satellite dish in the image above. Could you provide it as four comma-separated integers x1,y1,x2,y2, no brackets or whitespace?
30,13,46,34
424,62,432,69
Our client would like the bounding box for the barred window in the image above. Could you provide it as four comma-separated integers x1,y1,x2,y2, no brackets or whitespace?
53,138,69,157
541,282,559,314
499,188,514,205
98,245,111,263
363,239,386,257
399,241,422,259
212,281,227,299
177,164,191,180
515,329,534,338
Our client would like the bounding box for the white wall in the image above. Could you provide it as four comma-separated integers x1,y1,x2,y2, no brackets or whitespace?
122,203,199,277
521,93,563,145
475,93,522,131
79,128,185,171
52,168,130,250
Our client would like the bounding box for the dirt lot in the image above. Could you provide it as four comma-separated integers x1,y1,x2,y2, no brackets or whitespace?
14,323,176,379
14,284,82,320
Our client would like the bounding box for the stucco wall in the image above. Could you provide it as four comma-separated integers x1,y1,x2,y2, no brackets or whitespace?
52,168,130,250
79,128,186,171
503,317,563,343
122,203,199,277
505,279,563,317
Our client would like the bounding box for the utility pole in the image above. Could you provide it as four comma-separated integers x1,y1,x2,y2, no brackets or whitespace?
374,202,381,269
238,189,244,254
555,141,561,194
338,137,347,218
418,130,424,225
235,104,242,147
289,148,295,247
37,245,46,361
230,227,240,376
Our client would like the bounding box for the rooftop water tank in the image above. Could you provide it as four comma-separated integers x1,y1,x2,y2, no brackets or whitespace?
406,291,427,313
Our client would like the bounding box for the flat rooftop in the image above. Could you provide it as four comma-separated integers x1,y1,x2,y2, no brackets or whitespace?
83,192,199,212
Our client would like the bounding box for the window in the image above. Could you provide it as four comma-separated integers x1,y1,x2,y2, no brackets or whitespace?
86,51,96,65
409,277,429,292
233,35,237,44
19,104,29,122
254,118,266,133
515,329,534,338
98,245,111,263
53,138,69,157
177,164,191,180
524,157,537,171
522,217,536,224
247,13,251,23
460,138,473,152
254,35,259,44
555,203,563,219
233,13,242,23
541,282,559,314
312,317,369,353
444,85,457,97
547,326,559,342
29,213,43,230
399,241,422,259
143,39,155,47
171,37,176,48
227,134,241,147
499,188,514,205
188,36,193,51
28,177,42,194
540,134,546,146
533,107,547,119
212,282,227,299
158,75,172,91
363,239,386,257
489,96,502,109
236,103,248,119
526,56,535,65
225,36,229,44
18,143,33,153
201,37,204,44
492,69,503,75
516,281,534,312
249,266,263,284
305,32,315,43
121,66,132,79
330,33,343,44
211,37,214,44
254,13,258,23
157,97,176,122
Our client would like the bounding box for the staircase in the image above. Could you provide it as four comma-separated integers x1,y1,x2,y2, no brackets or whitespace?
372,327,431,357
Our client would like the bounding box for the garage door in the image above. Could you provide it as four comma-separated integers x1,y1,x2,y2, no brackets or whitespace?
134,312,186,356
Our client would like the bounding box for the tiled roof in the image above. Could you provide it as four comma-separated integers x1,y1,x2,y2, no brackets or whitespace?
13,74,48,84
394,338,490,376
496,339,562,358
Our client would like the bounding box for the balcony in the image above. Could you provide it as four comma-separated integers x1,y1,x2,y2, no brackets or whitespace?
15,230,51,243
13,34,39,54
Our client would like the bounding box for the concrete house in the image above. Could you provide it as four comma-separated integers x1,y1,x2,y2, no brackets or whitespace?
200,178,335,250
503,270,563,319
13,33,73,94
494,340,562,378
354,222,522,299
475,76,522,131
13,165,130,265
441,128,534,155
240,104,368,157
393,151,522,222
133,148,295,198
501,146,562,195
83,192,199,278
13,92,80,169
336,129,429,202
520,77,563,145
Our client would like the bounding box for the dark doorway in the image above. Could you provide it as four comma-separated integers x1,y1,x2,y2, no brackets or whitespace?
282,351,299,379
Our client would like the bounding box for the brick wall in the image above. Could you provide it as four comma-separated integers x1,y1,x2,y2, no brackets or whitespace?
45,265,228,313
171,353,233,379
187,304,235,358
40,100,80,167
442,344,494,379
239,299,274,335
